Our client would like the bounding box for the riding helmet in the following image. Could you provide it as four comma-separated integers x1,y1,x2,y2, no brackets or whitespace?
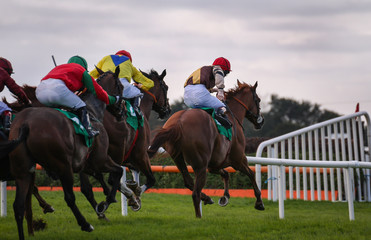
0,57,14,75
212,57,231,72
115,50,132,62
68,55,88,71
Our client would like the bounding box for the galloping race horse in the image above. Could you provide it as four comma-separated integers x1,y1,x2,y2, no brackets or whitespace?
0,68,124,240
148,80,265,218
80,68,171,214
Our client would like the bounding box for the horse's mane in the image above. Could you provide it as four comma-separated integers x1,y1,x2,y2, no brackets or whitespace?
225,81,253,100
22,85,37,102
141,69,160,80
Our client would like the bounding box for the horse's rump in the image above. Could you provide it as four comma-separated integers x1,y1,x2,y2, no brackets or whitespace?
9,107,88,175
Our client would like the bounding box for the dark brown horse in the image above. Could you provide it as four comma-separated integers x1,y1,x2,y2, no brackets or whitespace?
0,68,124,239
148,80,265,218
82,68,171,214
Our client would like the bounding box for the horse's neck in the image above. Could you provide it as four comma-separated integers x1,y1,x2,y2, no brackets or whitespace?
83,93,105,121
140,93,154,120
227,100,246,126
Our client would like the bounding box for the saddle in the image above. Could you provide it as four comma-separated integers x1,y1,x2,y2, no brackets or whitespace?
200,108,232,140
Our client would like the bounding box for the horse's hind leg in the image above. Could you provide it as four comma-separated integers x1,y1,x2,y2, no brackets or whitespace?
33,184,55,214
173,154,214,205
60,174,94,232
13,173,33,240
234,160,265,211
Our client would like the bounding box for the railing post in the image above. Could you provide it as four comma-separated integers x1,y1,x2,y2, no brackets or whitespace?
1,181,6,217
278,165,285,219
121,167,128,216
345,167,355,220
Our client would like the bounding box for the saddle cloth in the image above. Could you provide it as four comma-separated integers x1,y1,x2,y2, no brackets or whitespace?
200,108,232,141
55,108,93,147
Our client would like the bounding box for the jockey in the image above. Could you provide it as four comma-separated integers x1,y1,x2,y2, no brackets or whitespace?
183,57,232,129
90,50,154,117
0,57,30,136
35,55,120,138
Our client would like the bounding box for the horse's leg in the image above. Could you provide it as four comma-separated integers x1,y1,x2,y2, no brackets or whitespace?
33,184,55,213
79,172,107,220
93,172,111,196
233,160,265,210
210,169,231,207
173,154,214,205
60,174,94,232
25,173,36,236
107,172,139,209
13,174,33,240
192,168,208,218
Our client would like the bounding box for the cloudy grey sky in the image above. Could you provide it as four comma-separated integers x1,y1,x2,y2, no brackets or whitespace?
2,0,371,116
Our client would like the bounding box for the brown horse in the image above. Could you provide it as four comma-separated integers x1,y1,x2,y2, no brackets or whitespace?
81,68,171,214
148,80,265,218
0,68,124,239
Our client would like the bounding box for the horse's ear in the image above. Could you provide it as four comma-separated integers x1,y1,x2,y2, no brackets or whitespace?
237,79,243,87
95,65,104,75
114,66,120,78
253,81,258,89
160,69,167,79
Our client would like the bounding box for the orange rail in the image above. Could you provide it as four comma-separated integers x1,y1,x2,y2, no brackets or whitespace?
36,164,331,174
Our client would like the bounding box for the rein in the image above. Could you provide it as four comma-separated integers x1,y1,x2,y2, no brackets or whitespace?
141,88,157,103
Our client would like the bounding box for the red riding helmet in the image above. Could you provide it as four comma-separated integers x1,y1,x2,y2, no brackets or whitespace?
212,57,231,72
115,50,132,62
0,57,14,75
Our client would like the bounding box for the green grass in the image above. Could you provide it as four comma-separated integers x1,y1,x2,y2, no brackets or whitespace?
1,190,370,240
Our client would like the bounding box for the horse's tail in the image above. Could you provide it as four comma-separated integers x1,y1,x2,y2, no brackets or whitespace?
0,124,29,159
148,123,182,158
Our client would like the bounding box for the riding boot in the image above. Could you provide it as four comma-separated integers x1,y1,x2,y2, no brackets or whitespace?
131,96,143,118
76,106,99,138
1,111,11,136
215,107,232,129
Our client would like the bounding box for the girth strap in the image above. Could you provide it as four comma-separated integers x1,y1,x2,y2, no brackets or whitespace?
123,129,139,163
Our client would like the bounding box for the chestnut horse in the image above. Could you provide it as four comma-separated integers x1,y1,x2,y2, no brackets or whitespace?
0,69,124,239
80,68,171,214
148,80,265,218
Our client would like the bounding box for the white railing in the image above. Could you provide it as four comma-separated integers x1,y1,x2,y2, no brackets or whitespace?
250,111,371,220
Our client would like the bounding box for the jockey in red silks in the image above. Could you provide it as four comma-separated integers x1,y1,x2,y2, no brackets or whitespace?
35,55,120,138
0,57,30,136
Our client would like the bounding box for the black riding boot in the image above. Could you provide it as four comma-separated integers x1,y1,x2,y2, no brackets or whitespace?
131,96,143,118
215,107,232,129
1,112,11,136
76,106,99,138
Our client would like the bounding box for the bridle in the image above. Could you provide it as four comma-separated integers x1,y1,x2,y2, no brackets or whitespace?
142,75,170,119
231,88,263,124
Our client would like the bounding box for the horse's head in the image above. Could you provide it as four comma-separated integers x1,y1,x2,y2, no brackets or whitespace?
142,69,171,119
83,66,123,120
96,66,123,97
226,80,264,130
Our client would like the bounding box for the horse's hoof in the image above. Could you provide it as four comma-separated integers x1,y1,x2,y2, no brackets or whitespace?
43,206,55,214
130,197,142,212
203,197,214,205
255,202,265,211
97,213,109,221
96,201,108,214
81,223,94,232
218,196,229,207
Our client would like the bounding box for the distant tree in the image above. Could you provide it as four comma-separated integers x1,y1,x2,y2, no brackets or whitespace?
243,94,340,137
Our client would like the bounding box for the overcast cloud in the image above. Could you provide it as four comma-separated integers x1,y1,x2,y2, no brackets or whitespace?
1,0,371,116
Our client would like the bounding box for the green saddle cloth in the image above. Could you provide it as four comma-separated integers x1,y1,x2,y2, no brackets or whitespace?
125,100,143,131
200,108,232,140
55,108,93,147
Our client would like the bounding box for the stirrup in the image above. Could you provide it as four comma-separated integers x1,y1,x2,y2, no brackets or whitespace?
215,114,232,129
